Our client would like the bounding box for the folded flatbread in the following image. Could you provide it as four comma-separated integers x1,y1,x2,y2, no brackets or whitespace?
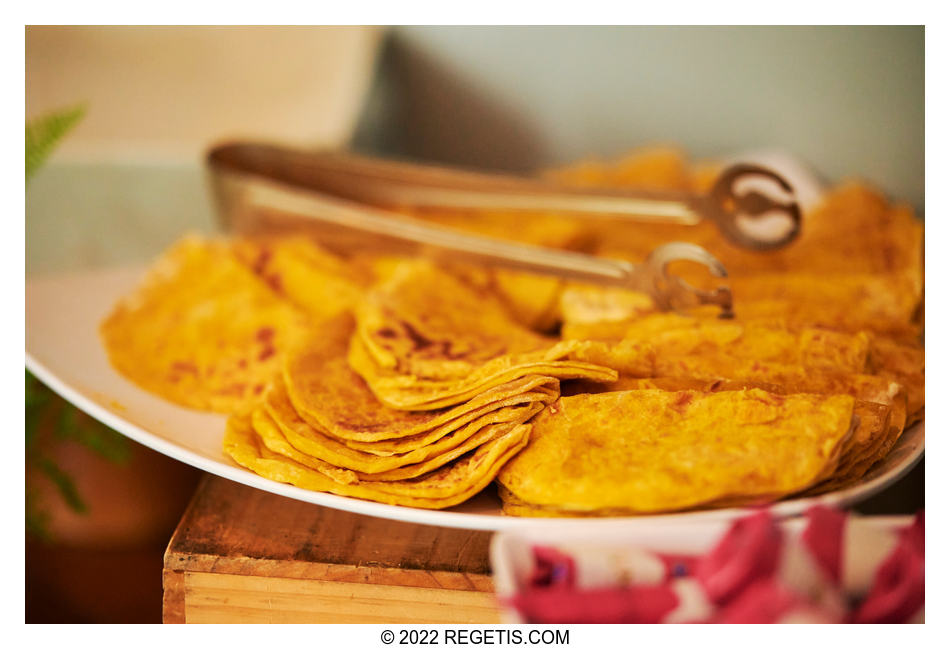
498,389,857,515
224,411,530,508
265,376,542,476
283,314,560,444
349,262,627,410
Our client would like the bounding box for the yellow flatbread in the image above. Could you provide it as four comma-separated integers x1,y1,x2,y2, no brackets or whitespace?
255,401,536,483
100,236,310,412
498,389,857,515
582,375,905,493
355,260,549,379
283,314,560,443
251,406,360,485
565,313,870,373
348,335,621,410
230,234,370,321
727,272,921,334
869,336,925,424
224,412,531,508
266,377,541,475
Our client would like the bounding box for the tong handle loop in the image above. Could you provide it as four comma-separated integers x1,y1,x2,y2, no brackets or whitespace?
700,163,802,251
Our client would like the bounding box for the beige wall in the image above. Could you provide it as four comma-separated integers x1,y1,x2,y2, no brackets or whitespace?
25,26,383,273
26,26,382,159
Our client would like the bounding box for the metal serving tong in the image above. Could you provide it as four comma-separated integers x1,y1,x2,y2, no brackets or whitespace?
210,143,802,251
206,143,799,317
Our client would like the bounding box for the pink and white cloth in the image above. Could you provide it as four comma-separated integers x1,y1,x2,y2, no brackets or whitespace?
507,507,924,624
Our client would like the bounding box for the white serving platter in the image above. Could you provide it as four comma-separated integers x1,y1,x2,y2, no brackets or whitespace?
25,266,924,532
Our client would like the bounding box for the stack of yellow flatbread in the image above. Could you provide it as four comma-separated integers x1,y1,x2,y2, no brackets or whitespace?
100,145,924,516
225,312,567,509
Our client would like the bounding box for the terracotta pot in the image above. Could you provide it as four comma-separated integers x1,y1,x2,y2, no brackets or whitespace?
27,433,201,549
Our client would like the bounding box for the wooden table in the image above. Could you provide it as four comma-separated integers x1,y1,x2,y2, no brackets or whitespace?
163,463,924,623
162,475,500,623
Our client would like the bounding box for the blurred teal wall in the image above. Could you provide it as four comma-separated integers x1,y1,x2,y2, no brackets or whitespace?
355,26,923,211
25,161,217,274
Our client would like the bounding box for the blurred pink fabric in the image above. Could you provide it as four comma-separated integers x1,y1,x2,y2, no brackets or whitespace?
508,506,924,624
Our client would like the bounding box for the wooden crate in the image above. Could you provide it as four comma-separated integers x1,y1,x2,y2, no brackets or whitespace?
163,475,500,623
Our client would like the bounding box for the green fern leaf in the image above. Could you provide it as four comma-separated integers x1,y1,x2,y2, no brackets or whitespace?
37,458,88,514
25,104,86,183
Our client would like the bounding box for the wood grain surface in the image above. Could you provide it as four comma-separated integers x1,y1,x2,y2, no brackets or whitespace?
163,475,499,623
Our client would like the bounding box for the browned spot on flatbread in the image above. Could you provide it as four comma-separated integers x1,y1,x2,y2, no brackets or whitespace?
671,391,694,413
